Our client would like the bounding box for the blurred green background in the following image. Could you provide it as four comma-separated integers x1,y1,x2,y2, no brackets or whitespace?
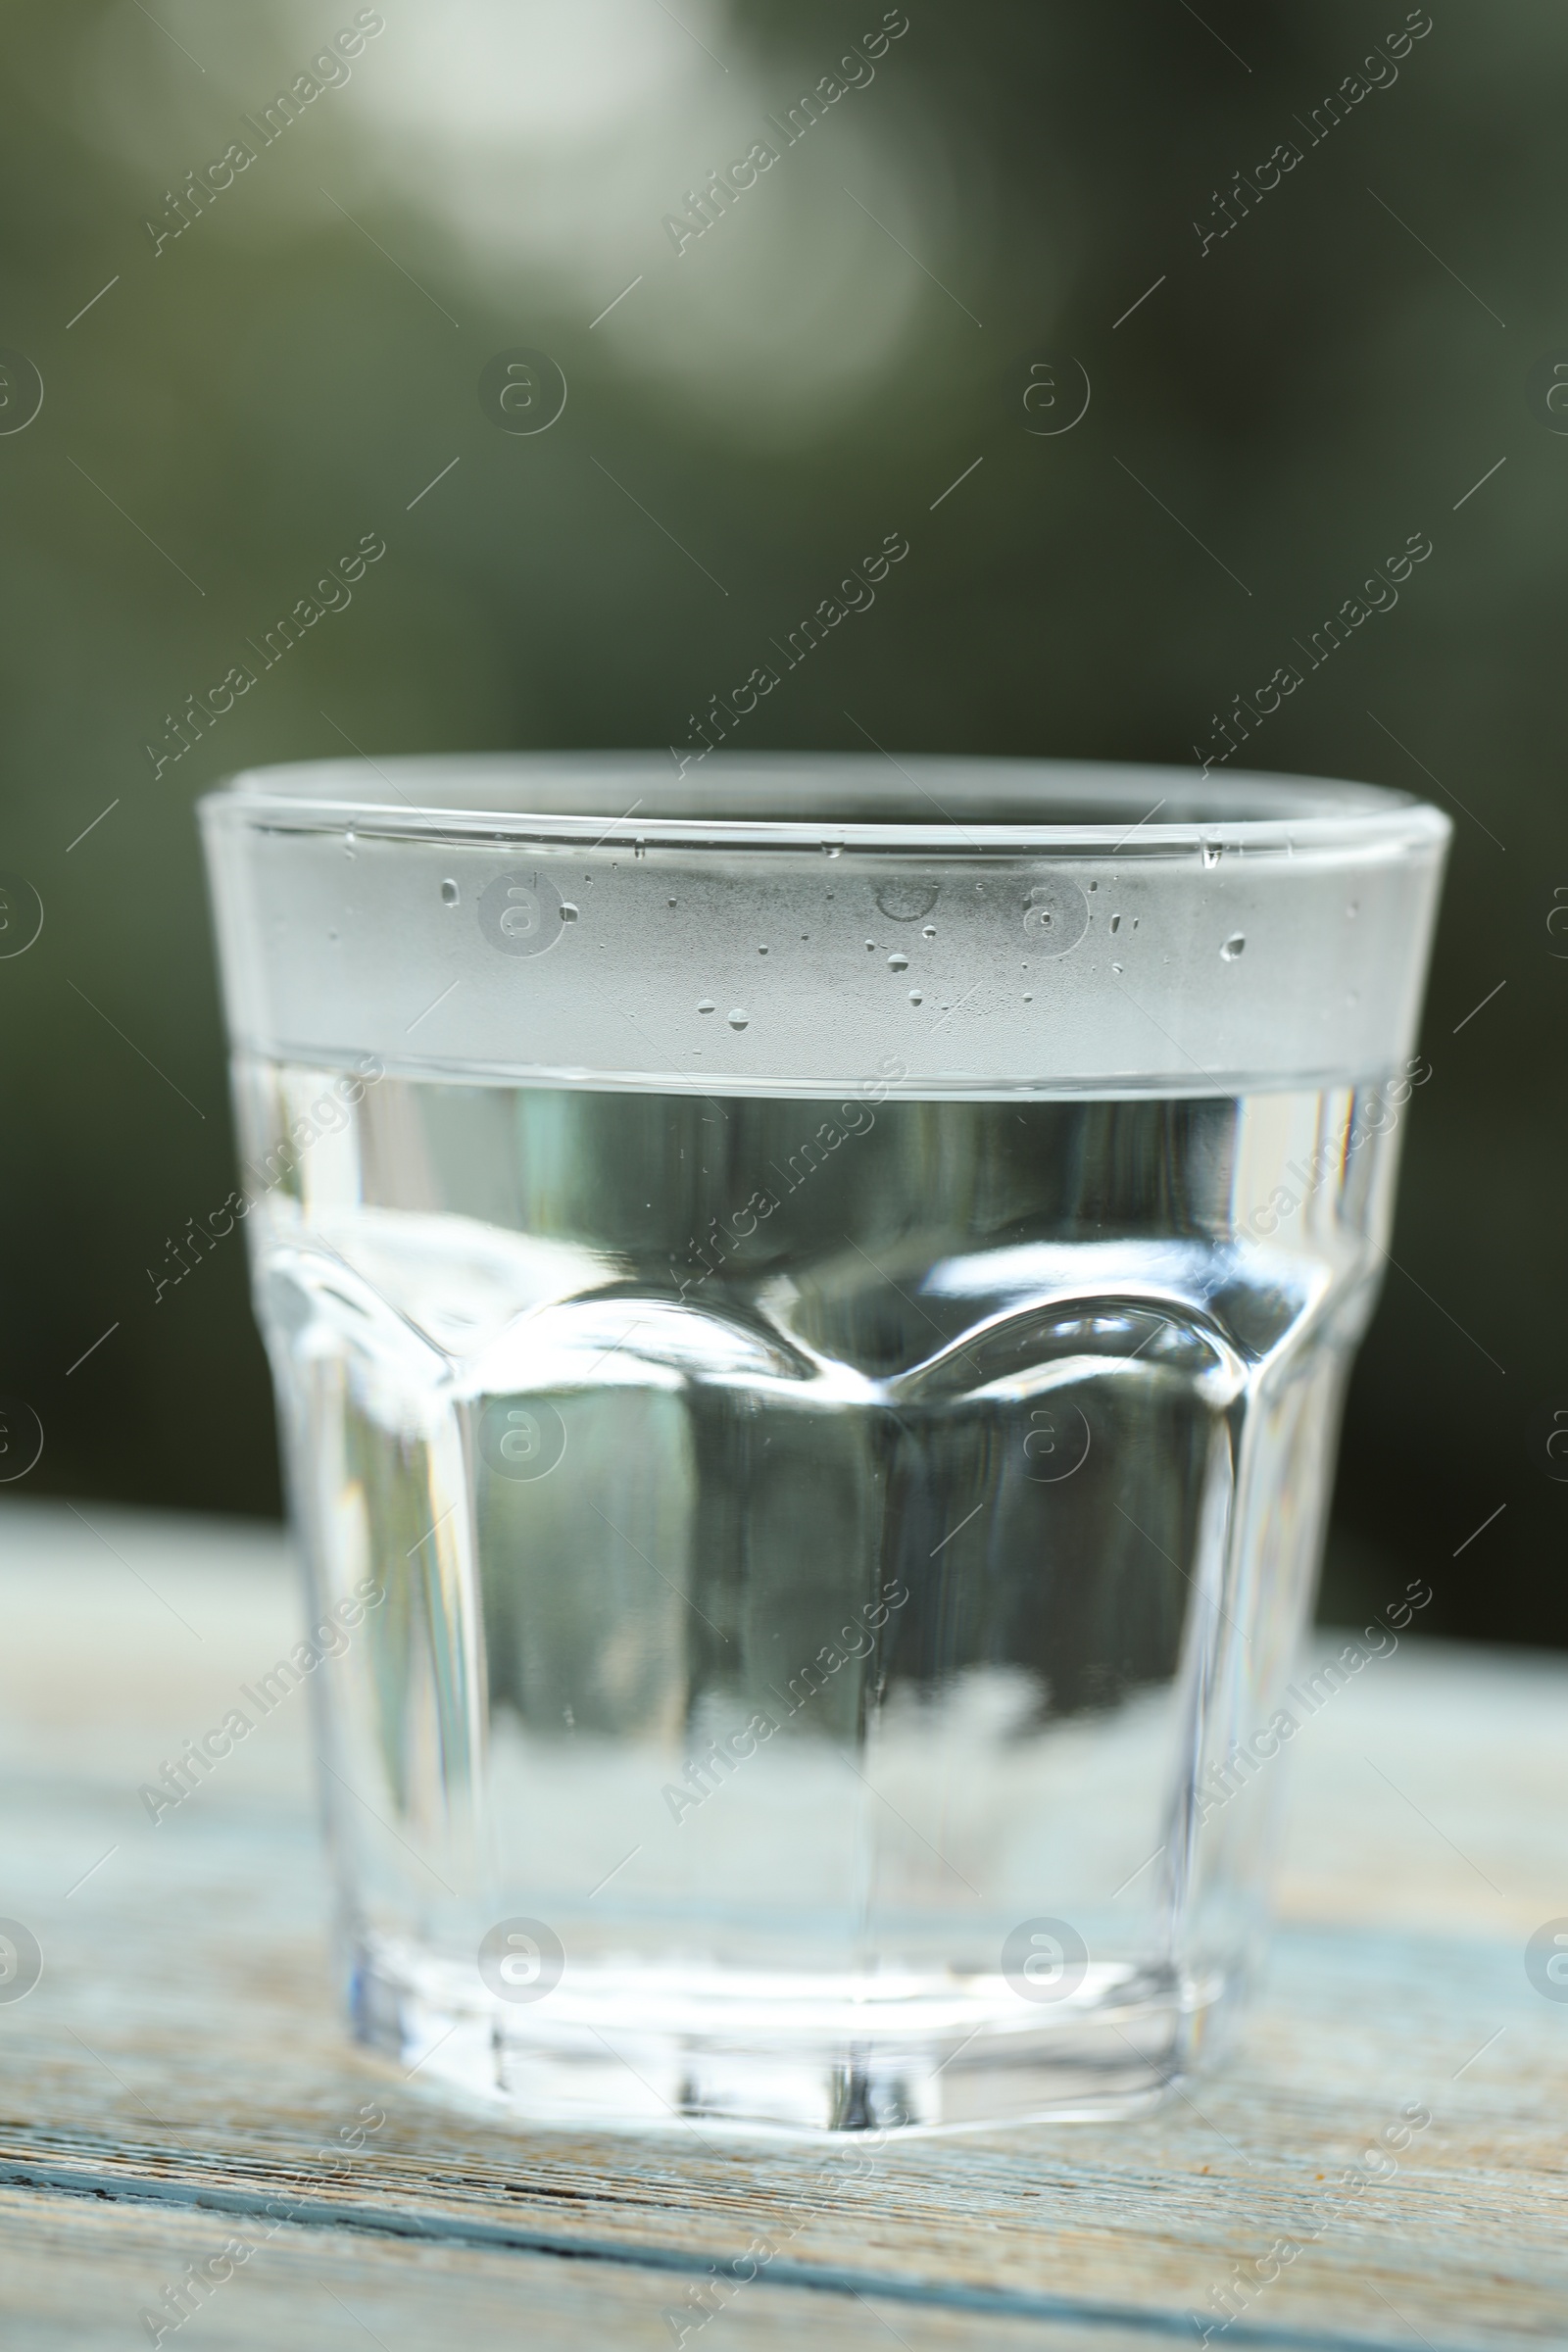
1,0,1562,1642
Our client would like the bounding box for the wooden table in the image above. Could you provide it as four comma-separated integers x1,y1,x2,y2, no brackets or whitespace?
0,1498,1563,2349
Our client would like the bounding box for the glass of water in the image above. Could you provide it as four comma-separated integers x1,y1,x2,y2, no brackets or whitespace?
200,755,1447,2133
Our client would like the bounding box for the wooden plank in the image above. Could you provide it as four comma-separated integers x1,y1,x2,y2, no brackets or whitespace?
0,1498,1565,2348
0,2185,1174,2352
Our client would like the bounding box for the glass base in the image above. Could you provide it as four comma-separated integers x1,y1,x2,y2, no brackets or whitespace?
349,1935,1225,2134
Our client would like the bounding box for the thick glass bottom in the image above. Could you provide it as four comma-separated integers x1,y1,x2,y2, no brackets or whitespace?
349,1935,1225,2134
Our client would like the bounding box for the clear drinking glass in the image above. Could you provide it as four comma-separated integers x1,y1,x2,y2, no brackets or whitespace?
199,755,1447,2133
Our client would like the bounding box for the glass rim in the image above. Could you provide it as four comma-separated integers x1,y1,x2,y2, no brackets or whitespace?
205,752,1449,858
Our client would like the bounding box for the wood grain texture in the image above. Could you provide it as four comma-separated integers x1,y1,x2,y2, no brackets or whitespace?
0,1497,1564,2350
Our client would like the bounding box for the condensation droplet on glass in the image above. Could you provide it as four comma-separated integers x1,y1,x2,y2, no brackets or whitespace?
1221,934,1245,959
561,903,579,922
1023,992,1033,1003
922,924,936,938
888,952,908,972
907,990,922,1004
1347,901,1359,919
728,1009,749,1030
1109,913,1121,934
1201,841,1221,869
1088,880,1098,893
697,999,715,1014
866,941,877,953
1111,962,1123,974
440,879,459,906
634,839,646,858
821,843,841,858
758,944,768,955
343,831,356,860
667,897,677,908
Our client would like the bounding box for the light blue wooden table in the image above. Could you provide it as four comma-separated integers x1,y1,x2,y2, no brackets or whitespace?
0,1498,1563,2348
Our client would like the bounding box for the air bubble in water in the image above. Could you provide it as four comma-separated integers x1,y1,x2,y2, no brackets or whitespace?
1221,934,1245,959
888,952,909,972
